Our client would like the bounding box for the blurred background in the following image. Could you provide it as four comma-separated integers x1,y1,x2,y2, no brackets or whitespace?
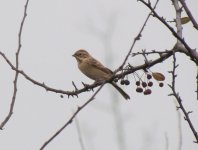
0,0,197,149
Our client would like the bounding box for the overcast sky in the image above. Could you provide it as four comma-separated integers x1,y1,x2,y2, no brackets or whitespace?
0,0,198,150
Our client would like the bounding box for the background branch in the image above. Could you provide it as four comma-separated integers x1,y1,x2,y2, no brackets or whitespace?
75,117,86,150
40,82,106,150
0,0,29,129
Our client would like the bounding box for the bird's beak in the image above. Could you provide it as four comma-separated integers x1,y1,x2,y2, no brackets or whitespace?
72,54,76,57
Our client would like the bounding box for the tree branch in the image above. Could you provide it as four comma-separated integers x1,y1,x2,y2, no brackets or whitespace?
0,48,173,100
0,0,29,129
40,82,106,150
179,0,198,30
75,117,86,150
168,0,198,144
139,0,198,64
118,0,159,72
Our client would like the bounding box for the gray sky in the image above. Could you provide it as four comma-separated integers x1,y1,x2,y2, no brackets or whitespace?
0,0,198,150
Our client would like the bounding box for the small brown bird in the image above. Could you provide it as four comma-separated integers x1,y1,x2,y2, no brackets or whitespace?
73,49,130,100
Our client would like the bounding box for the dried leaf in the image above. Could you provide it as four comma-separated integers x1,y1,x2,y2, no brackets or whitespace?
181,17,190,25
152,72,165,81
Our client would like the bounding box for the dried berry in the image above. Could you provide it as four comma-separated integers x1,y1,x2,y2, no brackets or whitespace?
142,82,147,88
124,80,130,85
136,87,143,93
147,74,152,79
159,82,164,87
143,89,152,95
148,81,153,87
136,81,140,86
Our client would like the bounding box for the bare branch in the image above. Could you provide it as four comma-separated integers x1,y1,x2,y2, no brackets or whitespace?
139,0,198,64
169,51,198,143
0,0,29,129
117,0,160,72
132,49,172,56
40,82,105,150
179,0,198,30
0,49,173,98
173,0,183,43
169,1,198,143
169,89,198,143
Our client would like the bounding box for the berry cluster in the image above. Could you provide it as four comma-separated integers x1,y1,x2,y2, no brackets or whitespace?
135,72,165,95
114,78,130,85
114,71,165,96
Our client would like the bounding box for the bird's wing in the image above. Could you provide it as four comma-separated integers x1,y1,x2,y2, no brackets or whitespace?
87,57,113,75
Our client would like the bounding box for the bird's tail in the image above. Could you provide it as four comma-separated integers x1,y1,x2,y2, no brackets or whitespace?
111,82,130,100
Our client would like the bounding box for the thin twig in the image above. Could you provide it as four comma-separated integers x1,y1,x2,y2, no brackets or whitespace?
0,0,29,129
168,46,198,143
40,82,105,150
139,0,198,64
169,87,198,143
0,49,173,98
118,0,160,72
179,0,198,30
132,49,172,56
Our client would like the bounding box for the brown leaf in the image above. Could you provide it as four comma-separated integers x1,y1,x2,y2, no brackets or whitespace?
152,72,165,81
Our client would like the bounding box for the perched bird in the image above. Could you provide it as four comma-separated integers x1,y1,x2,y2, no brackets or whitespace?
73,49,130,100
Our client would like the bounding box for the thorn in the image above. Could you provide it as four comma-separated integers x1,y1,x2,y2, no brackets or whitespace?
167,84,172,88
72,81,78,91
187,111,193,115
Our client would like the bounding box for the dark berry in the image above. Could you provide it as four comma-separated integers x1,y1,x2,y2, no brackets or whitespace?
136,81,140,86
124,80,130,85
136,87,143,93
120,80,125,85
147,74,152,79
143,89,152,95
142,82,147,88
60,95,64,98
148,81,153,87
159,82,164,87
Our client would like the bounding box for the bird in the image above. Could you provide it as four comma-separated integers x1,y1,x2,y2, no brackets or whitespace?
72,49,130,100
